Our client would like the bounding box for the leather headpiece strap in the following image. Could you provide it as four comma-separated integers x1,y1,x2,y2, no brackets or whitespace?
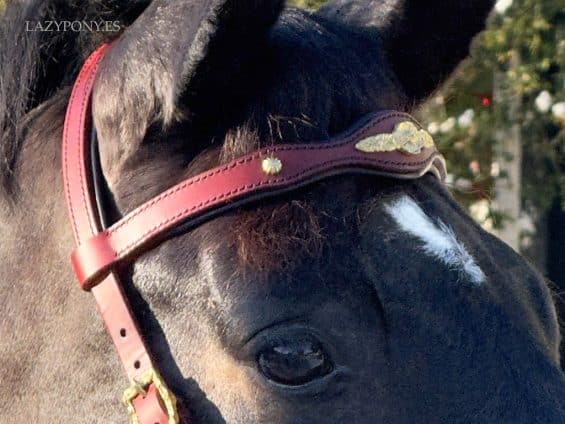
63,43,447,424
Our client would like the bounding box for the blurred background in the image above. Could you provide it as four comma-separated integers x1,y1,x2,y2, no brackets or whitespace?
293,0,564,305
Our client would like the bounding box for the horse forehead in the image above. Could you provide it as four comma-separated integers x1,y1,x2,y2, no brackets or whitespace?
383,195,487,286
142,179,484,299
193,183,449,281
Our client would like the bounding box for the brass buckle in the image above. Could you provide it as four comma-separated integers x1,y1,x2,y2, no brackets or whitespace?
123,368,179,424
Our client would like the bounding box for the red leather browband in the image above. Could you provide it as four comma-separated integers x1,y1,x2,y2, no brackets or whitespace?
63,43,446,424
73,117,446,288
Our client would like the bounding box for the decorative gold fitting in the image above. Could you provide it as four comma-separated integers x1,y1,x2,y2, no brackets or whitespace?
123,368,179,424
261,156,283,175
355,121,435,155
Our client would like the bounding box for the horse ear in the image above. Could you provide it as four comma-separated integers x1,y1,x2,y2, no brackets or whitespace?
317,0,494,101
92,0,284,181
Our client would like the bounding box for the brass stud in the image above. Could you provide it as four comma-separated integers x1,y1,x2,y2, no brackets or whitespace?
261,156,283,175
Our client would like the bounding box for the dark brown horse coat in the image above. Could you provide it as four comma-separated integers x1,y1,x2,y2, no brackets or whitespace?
1,1,564,423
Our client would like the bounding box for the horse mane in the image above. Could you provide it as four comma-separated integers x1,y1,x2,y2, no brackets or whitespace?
0,0,148,194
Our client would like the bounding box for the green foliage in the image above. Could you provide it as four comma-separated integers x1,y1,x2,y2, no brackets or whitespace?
425,0,564,216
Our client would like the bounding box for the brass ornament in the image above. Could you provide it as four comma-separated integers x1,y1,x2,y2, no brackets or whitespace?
261,156,283,175
355,121,435,155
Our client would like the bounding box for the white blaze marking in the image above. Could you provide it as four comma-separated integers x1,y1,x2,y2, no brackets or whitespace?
385,196,486,285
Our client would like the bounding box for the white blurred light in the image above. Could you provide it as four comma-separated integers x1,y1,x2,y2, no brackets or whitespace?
470,200,494,231
535,90,553,113
440,117,456,133
551,101,565,120
470,200,490,222
458,109,475,128
455,178,473,191
427,122,440,134
490,162,501,177
469,160,480,175
495,0,513,14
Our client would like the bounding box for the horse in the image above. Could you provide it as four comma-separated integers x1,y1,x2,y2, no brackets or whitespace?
1,1,564,423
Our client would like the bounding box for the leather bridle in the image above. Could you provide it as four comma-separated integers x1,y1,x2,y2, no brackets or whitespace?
62,43,447,424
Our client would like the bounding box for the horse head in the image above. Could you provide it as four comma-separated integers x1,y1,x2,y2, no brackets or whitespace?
0,1,563,422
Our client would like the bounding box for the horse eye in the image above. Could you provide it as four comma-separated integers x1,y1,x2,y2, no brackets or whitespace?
257,339,333,386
